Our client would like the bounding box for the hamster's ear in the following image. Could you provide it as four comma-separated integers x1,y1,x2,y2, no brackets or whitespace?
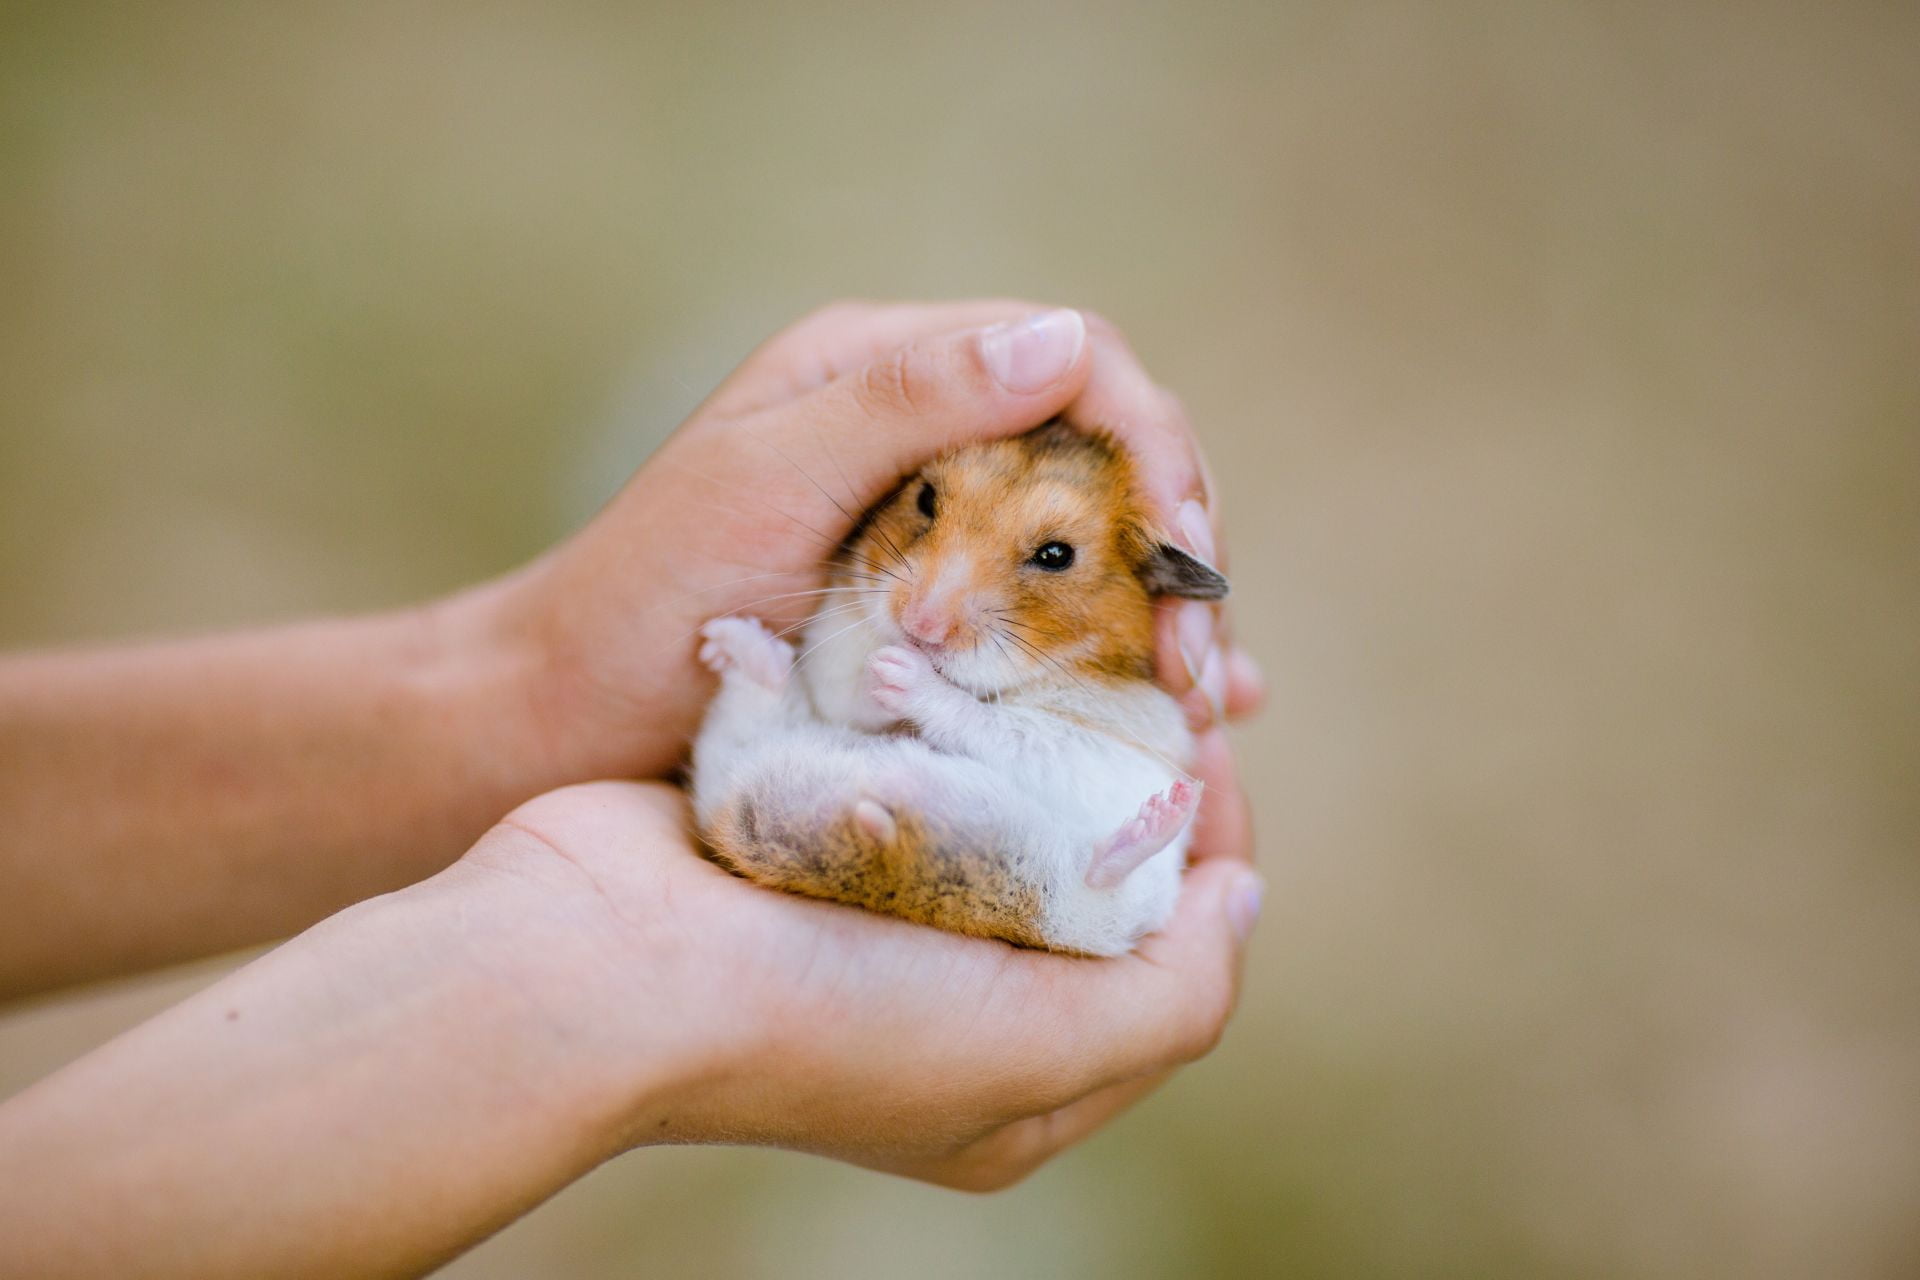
1141,544,1229,600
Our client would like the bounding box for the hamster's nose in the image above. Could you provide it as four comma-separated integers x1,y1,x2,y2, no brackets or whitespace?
901,605,954,647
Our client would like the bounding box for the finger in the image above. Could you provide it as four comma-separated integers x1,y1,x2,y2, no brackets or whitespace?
1224,645,1267,720
1163,618,1264,728
1117,857,1262,1065
878,1070,1177,1192
1061,323,1217,554
712,299,1054,416
1064,329,1234,718
1159,604,1229,730
756,831,1259,1160
743,308,1094,523
1153,599,1213,700
1184,727,1255,865
1005,856,1262,1105
966,1069,1173,1176
736,304,1232,580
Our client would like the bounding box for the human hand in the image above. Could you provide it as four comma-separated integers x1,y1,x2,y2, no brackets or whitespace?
0,693,1257,1279
465,300,1264,786
470,738,1260,1189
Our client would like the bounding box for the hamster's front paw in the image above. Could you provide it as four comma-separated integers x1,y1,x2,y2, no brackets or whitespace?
699,616,794,691
866,644,936,719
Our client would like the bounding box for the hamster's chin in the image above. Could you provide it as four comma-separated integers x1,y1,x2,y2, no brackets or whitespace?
872,611,1037,698
920,640,1032,699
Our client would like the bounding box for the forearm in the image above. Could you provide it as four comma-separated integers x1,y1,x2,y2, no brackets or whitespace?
0,844,661,1279
0,579,573,998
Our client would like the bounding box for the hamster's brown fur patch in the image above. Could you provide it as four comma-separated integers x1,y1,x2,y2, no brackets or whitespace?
705,794,1048,949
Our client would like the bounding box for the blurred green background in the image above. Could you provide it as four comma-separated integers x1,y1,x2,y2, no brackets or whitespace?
2,2,1916,1276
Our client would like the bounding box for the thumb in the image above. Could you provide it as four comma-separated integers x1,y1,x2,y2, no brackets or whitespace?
768,307,1091,503
1119,857,1265,1071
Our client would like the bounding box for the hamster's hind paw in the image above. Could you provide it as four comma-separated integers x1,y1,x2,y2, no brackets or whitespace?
1085,780,1201,890
851,798,898,843
698,616,794,691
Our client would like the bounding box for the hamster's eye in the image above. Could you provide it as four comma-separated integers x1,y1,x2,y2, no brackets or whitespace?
1030,541,1075,571
916,482,937,520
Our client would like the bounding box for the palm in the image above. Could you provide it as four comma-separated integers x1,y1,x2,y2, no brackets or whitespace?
501,751,1250,1190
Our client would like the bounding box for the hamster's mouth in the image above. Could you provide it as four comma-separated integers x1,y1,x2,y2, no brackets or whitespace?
902,635,964,680
906,638,1022,700
876,609,1025,698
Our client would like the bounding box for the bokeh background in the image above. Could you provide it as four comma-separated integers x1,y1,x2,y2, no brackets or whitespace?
2,2,1916,1276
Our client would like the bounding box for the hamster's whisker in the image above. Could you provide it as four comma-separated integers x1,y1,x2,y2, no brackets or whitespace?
839,544,907,585
793,615,873,670
847,517,912,578
649,570,827,613
997,626,1197,783
653,455,869,570
669,448,913,589
802,418,915,577
808,419,865,511
811,561,891,589
741,423,916,580
1001,629,1101,700
670,588,884,641
770,601,870,640
838,544,907,587
987,609,1053,634
809,430,916,579
868,525,914,578
995,628,1061,678
768,506,893,575
849,551,910,586
658,588,886,658
984,630,1020,695
729,586,886,612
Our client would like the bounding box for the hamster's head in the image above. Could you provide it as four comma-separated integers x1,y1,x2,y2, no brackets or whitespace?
838,421,1228,696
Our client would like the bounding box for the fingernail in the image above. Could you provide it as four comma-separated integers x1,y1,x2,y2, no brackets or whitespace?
980,308,1086,395
1176,499,1217,567
1175,601,1215,686
1198,644,1227,724
1228,871,1265,943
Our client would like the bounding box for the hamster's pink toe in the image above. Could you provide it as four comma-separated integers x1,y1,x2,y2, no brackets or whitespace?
1085,779,1203,891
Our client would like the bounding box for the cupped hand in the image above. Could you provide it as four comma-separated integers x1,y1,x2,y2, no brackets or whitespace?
477,300,1263,785
463,730,1261,1190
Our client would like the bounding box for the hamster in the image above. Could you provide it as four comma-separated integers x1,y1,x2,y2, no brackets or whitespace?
689,420,1229,955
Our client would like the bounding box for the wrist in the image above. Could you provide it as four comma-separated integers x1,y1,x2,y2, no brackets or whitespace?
408,570,608,799
0,840,690,1278
434,804,750,1154
356,842,678,1166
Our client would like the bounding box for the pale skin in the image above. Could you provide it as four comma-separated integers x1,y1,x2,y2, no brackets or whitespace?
0,301,1267,1278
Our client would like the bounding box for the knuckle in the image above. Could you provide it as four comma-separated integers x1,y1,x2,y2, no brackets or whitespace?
857,347,932,418
1180,686,1217,732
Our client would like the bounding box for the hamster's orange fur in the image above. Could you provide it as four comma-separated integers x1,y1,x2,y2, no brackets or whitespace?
844,421,1170,684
